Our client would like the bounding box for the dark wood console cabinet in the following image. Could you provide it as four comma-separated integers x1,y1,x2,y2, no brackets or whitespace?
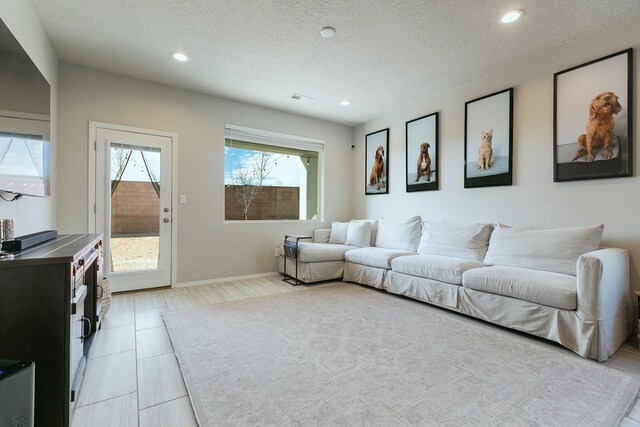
0,234,103,426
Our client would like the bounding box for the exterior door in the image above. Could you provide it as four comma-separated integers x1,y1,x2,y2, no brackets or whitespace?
92,126,174,292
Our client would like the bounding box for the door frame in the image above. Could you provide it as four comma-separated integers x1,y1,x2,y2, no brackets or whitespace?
88,121,178,287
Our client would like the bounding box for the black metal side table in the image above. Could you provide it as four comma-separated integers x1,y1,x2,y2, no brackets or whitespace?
282,235,312,286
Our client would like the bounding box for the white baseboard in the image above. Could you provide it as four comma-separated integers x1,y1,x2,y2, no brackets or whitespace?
174,271,280,288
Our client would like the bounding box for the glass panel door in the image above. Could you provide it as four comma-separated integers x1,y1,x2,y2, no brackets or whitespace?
109,144,161,272
95,128,172,292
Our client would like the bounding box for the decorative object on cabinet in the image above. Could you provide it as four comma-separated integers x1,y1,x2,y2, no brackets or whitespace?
554,48,633,182
464,88,514,188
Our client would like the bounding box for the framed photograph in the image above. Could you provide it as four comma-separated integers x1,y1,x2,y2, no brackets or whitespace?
554,48,633,182
464,88,513,188
406,112,438,192
365,128,389,195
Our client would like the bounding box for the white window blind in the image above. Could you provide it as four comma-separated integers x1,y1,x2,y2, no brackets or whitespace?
225,124,324,152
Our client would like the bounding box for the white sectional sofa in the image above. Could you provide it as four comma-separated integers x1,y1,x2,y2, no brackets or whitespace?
278,217,631,361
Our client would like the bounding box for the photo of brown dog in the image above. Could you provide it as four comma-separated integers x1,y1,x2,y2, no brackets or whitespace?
415,142,431,182
477,129,494,170
571,91,622,162
369,145,385,190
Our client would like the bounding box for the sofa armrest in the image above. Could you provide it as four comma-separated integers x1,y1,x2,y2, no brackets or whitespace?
576,248,630,321
314,229,331,243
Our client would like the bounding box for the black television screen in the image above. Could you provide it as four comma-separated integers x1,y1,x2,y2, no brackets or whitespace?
0,18,51,197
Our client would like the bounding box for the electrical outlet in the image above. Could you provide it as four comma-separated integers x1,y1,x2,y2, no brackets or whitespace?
274,247,279,257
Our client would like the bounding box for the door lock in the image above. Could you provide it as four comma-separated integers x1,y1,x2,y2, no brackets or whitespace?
163,207,170,212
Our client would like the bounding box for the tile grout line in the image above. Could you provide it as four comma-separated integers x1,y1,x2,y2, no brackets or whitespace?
134,294,141,427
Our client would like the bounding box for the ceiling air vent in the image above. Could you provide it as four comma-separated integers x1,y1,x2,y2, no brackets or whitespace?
289,93,315,103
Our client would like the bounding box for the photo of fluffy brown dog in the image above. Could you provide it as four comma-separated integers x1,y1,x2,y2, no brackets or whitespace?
572,91,622,162
369,145,385,190
415,142,431,182
477,129,494,170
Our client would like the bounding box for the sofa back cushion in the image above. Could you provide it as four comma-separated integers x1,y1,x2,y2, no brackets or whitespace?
351,219,378,246
418,222,493,261
375,216,422,251
345,221,372,247
328,221,350,244
483,223,604,276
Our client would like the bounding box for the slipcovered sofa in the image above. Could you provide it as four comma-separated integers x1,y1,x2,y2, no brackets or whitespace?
278,217,631,361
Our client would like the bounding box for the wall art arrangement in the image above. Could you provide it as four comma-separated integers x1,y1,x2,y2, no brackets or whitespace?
464,88,514,188
406,112,439,192
365,128,389,195
553,48,633,182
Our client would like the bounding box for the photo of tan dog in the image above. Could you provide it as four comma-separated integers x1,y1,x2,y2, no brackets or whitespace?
571,91,622,162
369,145,385,190
477,129,494,170
415,142,431,182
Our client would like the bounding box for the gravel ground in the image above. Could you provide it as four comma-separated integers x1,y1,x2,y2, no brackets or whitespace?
110,235,159,272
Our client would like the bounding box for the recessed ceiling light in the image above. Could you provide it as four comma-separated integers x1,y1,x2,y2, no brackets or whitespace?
340,100,352,106
501,10,523,24
171,52,189,62
320,26,336,38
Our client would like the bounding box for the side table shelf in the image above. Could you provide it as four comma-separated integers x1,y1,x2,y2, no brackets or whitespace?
282,235,312,286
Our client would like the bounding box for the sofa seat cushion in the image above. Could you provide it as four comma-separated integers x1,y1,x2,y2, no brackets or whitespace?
391,255,485,285
279,242,357,263
345,247,417,269
462,266,577,310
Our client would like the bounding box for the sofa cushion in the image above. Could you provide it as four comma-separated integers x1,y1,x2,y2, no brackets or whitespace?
328,221,350,244
375,216,422,251
345,221,372,247
462,266,577,310
392,254,485,285
345,247,417,269
483,223,604,276
279,242,357,263
418,222,493,261
313,229,331,243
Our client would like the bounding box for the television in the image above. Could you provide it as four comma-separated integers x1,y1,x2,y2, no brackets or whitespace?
0,18,51,198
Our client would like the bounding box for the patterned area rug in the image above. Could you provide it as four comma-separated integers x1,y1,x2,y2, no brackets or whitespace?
163,283,639,426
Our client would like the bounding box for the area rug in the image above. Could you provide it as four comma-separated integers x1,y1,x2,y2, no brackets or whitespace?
163,283,639,426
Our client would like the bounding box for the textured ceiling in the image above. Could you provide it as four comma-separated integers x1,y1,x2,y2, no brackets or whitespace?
31,0,640,126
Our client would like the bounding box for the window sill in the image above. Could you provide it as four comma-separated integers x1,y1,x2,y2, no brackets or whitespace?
223,219,323,225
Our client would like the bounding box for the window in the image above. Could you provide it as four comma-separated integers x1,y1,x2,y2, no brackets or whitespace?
224,125,323,221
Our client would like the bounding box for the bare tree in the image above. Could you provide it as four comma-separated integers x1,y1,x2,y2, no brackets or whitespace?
228,151,282,220
230,168,260,220
252,152,274,186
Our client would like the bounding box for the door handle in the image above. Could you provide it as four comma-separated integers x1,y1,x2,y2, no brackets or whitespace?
163,218,170,223
163,207,170,212
81,317,91,339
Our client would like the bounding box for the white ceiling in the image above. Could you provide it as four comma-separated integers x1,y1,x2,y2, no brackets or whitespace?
31,0,640,126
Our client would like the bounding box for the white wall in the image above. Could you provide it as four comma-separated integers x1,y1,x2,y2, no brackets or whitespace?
57,63,354,283
353,22,640,293
0,0,58,236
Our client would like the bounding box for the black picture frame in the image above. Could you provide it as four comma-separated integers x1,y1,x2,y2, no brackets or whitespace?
365,128,389,195
464,88,514,188
406,112,438,192
553,48,633,182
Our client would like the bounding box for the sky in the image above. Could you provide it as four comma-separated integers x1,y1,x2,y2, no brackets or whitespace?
111,148,160,182
224,147,301,187
108,146,303,186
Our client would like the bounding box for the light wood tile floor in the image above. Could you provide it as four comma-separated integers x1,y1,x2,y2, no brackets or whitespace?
73,276,640,426
73,274,303,427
